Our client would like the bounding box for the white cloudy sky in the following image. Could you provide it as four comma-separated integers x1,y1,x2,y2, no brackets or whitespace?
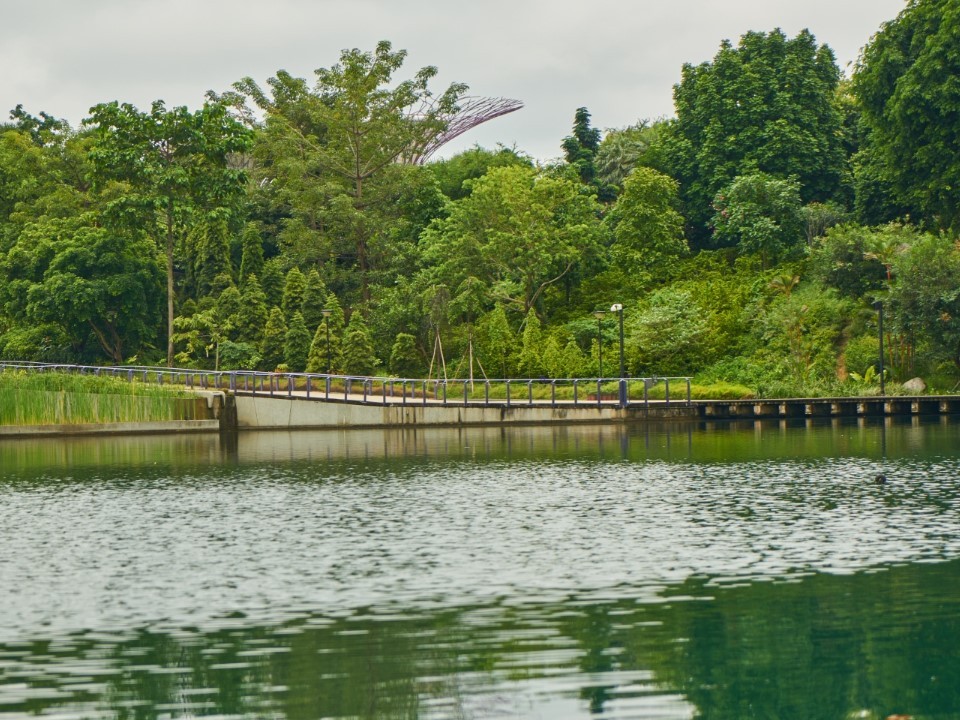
2,0,906,161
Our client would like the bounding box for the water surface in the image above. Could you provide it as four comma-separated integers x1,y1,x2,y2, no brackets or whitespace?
1,419,959,719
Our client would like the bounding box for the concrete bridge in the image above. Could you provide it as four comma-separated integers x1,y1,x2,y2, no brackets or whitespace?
2,362,959,434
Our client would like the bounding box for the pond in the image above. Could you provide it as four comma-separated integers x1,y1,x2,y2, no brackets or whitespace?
1,418,959,719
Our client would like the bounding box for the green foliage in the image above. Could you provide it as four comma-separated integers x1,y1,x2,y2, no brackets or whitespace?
843,333,881,378
0,370,197,426
711,173,804,266
604,166,687,292
234,40,467,298
887,232,960,368
281,267,306,324
595,119,670,188
665,29,845,245
420,165,604,317
235,275,269,345
239,223,265,285
260,259,284,309
342,312,379,376
475,305,515,379
389,332,421,377
301,269,328,332
429,145,531,200
628,288,708,375
518,308,544,377
284,311,312,372
260,307,287,371
807,224,887,298
0,214,164,364
854,0,960,232
86,98,252,365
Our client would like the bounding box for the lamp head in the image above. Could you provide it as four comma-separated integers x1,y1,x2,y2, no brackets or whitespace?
321,309,333,318
610,303,623,312
593,311,606,320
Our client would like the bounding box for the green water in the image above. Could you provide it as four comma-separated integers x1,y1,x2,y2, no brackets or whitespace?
1,418,959,719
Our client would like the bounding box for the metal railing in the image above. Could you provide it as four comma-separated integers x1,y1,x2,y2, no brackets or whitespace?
0,362,693,409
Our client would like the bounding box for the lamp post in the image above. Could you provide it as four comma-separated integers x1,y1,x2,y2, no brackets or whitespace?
593,311,605,379
610,303,625,406
321,309,332,375
872,300,885,396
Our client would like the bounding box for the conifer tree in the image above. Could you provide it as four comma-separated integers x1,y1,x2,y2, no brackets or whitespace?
281,267,307,323
194,212,233,297
541,335,563,378
239,223,265,285
260,307,287,371
284,311,312,372
561,339,587,378
342,312,379,376
301,269,329,331
236,274,269,345
260,258,285,309
389,332,420,377
518,307,544,377
306,324,330,374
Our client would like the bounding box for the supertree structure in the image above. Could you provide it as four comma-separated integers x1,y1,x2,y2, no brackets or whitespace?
404,96,523,164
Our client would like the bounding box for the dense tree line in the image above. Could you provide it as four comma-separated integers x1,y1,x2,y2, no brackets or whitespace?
1,2,959,396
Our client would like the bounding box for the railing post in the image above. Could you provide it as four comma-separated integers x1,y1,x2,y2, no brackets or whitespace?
573,379,578,406
463,381,469,407
618,378,628,408
402,380,407,406
644,378,649,408
325,376,330,400
597,379,602,407
484,381,490,406
551,381,556,407
686,378,691,405
345,379,350,401
442,381,447,405
528,381,533,405
506,381,511,407
306,376,311,399
382,379,387,405
287,375,293,398
363,379,368,403
665,379,670,406
422,380,427,407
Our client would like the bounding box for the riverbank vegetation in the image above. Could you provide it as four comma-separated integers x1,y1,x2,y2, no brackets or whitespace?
1,1,958,398
0,371,201,425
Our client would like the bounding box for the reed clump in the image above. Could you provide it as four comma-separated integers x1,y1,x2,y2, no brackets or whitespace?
0,371,202,426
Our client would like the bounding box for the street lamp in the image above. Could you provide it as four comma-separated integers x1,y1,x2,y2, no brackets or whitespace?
593,311,605,378
610,303,626,406
872,300,885,396
321,309,332,375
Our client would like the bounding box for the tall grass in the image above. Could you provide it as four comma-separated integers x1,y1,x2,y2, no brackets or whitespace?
0,371,204,426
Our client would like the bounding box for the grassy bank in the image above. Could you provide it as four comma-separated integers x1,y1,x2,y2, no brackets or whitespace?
0,371,206,426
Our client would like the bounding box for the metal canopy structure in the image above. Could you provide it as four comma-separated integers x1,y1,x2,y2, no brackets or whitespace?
405,96,523,164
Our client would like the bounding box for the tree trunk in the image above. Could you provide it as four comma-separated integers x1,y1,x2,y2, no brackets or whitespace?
166,200,175,368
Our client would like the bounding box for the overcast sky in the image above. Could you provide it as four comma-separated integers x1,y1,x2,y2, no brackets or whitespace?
2,0,907,161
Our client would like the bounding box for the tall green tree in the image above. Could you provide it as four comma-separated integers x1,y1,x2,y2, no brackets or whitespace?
260,307,287,371
342,312,379,375
853,0,960,232
420,165,603,318
86,99,252,365
0,214,164,363
284,311,312,371
664,29,845,245
711,173,804,267
238,223,265,285
233,41,467,299
281,266,307,323
603,167,687,292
